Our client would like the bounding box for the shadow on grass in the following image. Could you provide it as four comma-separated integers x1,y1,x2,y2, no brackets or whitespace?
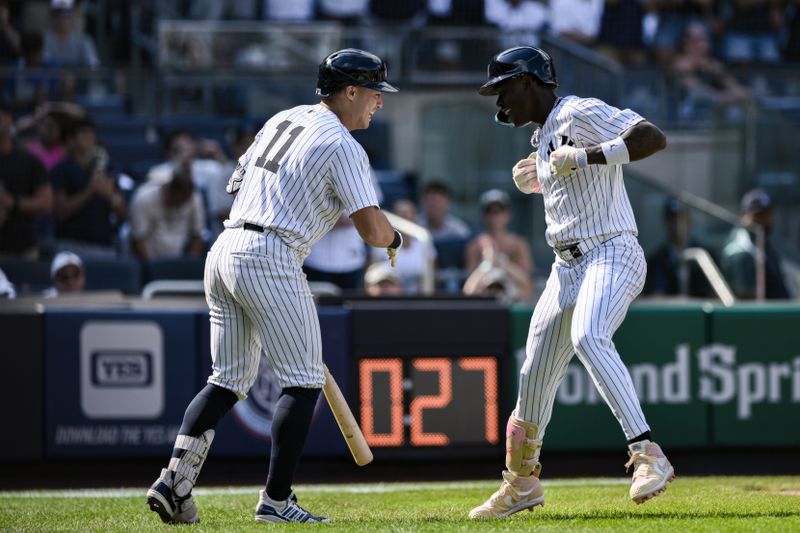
521,510,800,521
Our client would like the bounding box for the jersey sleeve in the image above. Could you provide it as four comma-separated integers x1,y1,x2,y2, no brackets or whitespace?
571,98,645,146
328,140,379,216
226,127,266,194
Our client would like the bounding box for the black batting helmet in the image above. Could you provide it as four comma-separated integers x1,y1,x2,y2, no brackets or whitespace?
316,48,399,97
478,46,558,97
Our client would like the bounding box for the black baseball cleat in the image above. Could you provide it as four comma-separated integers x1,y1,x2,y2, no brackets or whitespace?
146,468,200,524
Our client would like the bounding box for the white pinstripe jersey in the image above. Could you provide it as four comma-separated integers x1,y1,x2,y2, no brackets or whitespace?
534,96,644,249
225,104,379,258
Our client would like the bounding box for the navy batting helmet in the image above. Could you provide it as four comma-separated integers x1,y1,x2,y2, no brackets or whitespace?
478,46,558,97
316,48,399,97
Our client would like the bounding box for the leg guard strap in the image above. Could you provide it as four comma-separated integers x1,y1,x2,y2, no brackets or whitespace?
505,413,542,478
168,429,215,497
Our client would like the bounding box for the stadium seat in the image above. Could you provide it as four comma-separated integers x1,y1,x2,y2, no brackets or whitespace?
145,257,206,282
84,258,142,295
433,237,470,270
0,259,51,295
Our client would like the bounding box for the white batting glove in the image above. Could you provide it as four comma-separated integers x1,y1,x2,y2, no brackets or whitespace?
549,145,588,177
512,152,541,194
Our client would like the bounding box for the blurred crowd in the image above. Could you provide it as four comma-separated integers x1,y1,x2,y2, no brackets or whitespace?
0,0,797,303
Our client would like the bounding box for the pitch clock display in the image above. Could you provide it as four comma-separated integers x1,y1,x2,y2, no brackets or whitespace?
356,356,500,448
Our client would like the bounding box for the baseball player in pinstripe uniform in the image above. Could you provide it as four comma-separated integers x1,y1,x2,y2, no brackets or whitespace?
146,48,403,525
470,46,674,519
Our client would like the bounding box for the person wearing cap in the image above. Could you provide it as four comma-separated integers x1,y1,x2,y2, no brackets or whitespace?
44,250,85,296
720,188,792,299
43,0,100,69
643,197,713,298
464,188,534,298
363,260,403,296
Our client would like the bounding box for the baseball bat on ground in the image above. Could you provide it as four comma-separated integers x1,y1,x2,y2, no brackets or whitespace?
322,364,373,466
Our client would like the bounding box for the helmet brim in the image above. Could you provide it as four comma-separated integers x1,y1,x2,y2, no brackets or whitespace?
478,73,516,96
365,81,399,93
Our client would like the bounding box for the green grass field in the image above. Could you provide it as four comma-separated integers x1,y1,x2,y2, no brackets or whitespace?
1,476,799,532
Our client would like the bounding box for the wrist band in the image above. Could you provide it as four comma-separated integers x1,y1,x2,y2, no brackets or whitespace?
599,137,630,166
388,229,403,250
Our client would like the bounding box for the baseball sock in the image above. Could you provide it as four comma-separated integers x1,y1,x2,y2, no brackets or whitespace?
266,387,321,501
627,431,652,445
177,383,238,437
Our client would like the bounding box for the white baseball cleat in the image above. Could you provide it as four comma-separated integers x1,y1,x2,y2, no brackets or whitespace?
468,470,545,520
254,489,330,523
625,440,675,504
146,468,200,524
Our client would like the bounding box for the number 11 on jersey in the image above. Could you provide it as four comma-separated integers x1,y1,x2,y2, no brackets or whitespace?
255,120,305,173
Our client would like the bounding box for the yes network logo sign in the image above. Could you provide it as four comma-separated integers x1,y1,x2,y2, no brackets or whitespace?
80,321,164,419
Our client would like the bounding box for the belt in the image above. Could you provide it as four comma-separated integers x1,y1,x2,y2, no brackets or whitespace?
554,243,583,261
243,222,265,233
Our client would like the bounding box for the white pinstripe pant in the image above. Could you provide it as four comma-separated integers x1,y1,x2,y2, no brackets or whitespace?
516,233,650,441
204,228,325,399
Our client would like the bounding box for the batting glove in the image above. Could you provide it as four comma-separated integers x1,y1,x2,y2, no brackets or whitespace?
549,145,588,177
386,229,403,267
512,152,541,194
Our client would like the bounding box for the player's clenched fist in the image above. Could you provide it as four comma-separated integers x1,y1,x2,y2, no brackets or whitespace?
512,152,541,194
549,145,588,177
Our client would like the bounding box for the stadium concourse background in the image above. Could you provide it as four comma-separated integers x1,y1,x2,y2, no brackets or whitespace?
2,1,800,488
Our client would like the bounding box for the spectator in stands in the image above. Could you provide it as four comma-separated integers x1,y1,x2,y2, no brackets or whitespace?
364,260,404,296
644,197,713,297
0,266,15,298
25,107,70,172
318,0,369,24
370,0,424,24
206,126,256,239
0,100,52,259
0,1,20,64
42,0,100,69
304,214,370,290
129,160,206,262
463,262,522,303
264,0,314,21
51,117,126,260
371,198,434,294
785,0,800,62
718,0,783,66
464,189,533,298
418,180,471,240
650,0,714,65
484,0,548,48
720,188,792,299
42,250,85,296
595,0,649,65
186,0,259,20
147,129,228,201
670,21,752,121
548,0,606,45
4,32,69,115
